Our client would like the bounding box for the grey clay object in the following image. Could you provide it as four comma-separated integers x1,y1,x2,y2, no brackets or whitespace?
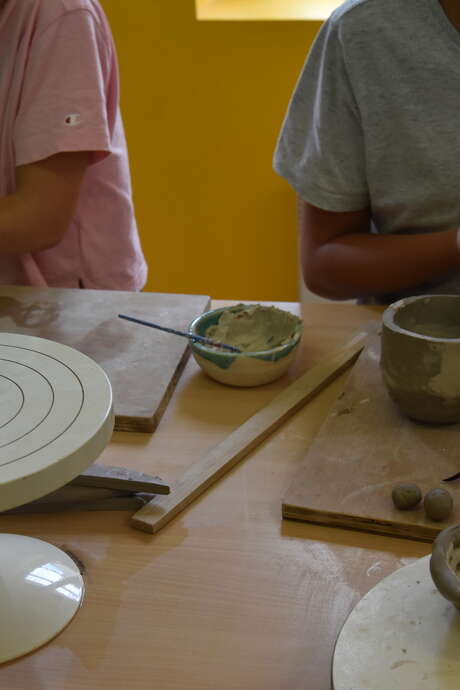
381,295,460,424
391,482,422,510
424,487,453,521
430,524,460,610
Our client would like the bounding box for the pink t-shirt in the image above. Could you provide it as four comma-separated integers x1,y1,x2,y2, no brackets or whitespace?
0,0,147,289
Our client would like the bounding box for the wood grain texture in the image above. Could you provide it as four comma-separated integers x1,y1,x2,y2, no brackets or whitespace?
283,334,460,542
131,331,367,533
0,285,210,433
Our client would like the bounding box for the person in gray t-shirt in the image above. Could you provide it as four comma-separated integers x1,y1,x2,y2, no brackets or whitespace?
274,0,460,303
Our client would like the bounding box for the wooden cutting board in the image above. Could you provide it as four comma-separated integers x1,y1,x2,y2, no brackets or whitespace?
0,285,210,433
282,334,460,542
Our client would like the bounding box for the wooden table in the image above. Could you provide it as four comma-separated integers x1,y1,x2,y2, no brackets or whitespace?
0,300,430,690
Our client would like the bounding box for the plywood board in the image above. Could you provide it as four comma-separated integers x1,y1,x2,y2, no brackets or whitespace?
0,285,210,433
282,335,460,542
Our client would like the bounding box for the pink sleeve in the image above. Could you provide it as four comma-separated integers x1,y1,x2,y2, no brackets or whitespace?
14,10,115,167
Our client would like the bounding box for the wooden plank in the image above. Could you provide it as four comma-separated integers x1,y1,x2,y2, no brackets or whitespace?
70,463,170,494
2,464,169,513
282,335,460,542
130,331,367,533
0,285,210,432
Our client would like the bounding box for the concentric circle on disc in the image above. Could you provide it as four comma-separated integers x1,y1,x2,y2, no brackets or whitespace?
332,556,460,689
0,333,113,511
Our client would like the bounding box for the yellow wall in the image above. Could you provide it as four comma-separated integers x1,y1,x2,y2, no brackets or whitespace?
101,1,321,300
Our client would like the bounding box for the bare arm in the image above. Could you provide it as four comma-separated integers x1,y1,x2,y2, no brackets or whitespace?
0,151,89,255
300,201,460,300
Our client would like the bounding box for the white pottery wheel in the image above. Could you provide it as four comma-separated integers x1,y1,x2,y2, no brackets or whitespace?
0,333,114,663
332,555,460,689
0,332,114,511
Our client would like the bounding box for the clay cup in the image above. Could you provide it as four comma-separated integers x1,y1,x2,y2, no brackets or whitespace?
381,295,460,424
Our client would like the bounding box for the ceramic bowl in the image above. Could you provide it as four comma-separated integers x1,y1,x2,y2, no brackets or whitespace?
188,304,302,387
430,524,460,610
381,295,460,423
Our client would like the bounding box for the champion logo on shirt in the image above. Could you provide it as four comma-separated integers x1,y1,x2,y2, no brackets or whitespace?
64,113,81,126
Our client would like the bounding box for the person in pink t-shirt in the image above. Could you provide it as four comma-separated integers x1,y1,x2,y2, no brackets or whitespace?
0,0,147,290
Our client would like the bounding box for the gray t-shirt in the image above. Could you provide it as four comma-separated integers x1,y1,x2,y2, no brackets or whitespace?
274,0,460,300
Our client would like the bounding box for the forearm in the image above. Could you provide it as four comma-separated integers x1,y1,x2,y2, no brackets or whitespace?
0,192,62,255
0,152,89,256
302,227,460,300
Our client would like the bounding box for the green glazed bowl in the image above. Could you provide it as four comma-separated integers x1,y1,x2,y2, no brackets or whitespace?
188,304,302,387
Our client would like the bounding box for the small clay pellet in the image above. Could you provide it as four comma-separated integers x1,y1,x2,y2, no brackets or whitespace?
423,487,453,522
391,483,422,510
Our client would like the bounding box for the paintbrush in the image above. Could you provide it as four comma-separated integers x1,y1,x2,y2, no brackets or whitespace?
118,314,242,353
443,470,460,482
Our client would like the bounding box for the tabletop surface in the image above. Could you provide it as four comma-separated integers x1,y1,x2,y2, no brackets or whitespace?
0,300,430,690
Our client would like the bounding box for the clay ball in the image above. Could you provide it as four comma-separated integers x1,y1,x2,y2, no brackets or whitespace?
423,488,453,522
391,483,422,510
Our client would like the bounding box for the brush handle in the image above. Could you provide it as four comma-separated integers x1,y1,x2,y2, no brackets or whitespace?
443,471,460,482
118,314,241,353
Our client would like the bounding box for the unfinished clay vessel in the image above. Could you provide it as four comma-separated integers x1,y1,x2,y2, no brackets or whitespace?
430,524,460,610
381,295,460,423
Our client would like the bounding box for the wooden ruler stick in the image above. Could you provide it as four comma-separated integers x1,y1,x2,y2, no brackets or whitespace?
130,332,368,534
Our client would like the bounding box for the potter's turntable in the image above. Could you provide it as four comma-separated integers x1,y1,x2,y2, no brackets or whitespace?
332,556,460,689
0,332,113,663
